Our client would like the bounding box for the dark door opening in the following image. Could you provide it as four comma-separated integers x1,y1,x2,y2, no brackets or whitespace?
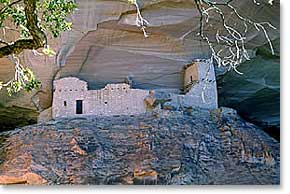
76,100,83,114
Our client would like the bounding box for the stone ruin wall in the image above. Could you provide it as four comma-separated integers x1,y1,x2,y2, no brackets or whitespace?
85,84,149,116
52,77,88,118
183,59,218,109
52,77,149,118
157,59,218,110
52,60,218,119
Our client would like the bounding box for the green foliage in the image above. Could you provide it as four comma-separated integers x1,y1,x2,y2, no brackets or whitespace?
0,2,26,36
38,0,77,38
42,45,56,56
0,0,77,94
5,67,41,96
0,0,76,39
127,0,136,4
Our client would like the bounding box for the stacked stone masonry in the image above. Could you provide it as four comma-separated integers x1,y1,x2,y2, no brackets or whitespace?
52,60,218,119
52,78,149,118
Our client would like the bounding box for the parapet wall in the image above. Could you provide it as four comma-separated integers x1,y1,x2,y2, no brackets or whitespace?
52,78,149,118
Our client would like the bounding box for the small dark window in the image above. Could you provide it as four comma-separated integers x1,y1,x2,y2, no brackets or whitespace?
190,75,193,82
76,100,83,114
64,101,67,107
70,89,72,91
59,89,61,92
104,102,108,105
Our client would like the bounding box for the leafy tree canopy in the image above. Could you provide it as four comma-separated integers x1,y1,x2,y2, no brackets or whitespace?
0,0,76,95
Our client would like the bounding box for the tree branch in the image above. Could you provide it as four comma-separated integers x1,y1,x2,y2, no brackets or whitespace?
193,0,276,74
0,0,22,16
0,0,46,58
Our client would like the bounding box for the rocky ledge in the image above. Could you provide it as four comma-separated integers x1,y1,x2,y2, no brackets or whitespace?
0,108,280,185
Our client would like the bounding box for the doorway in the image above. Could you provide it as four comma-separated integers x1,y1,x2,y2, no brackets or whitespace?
76,100,83,114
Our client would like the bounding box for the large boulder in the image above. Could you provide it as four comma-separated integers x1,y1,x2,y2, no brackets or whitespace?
0,108,280,185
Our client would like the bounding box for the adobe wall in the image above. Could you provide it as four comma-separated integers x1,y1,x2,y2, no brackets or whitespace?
52,77,149,118
52,77,88,118
85,84,149,116
183,59,218,109
159,59,218,110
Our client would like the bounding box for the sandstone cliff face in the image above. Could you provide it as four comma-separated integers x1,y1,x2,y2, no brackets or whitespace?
0,0,280,130
57,0,279,90
217,39,280,137
0,108,280,185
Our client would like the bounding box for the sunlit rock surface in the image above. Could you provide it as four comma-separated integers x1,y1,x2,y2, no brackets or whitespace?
0,108,280,185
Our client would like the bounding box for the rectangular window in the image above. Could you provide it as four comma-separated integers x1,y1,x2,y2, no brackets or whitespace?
76,100,83,114
64,101,67,107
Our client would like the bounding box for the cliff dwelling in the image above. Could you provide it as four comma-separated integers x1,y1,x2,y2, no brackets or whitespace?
52,59,218,119
52,78,149,118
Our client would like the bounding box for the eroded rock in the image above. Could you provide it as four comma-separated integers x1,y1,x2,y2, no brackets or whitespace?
0,108,280,185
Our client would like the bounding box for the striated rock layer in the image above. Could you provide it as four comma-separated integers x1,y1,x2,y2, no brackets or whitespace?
0,108,280,185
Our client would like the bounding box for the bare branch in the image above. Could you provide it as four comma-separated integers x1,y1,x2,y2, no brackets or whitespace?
129,0,149,38
193,0,276,74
